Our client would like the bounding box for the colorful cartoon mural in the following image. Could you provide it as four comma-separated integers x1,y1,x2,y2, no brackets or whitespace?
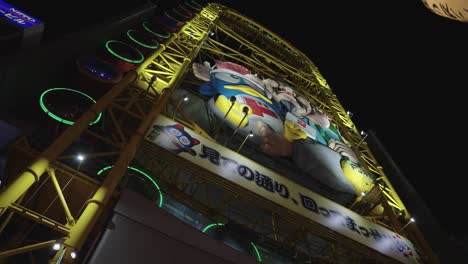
193,61,285,140
192,60,376,197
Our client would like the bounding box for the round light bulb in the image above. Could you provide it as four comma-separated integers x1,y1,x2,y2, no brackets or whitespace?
53,243,60,251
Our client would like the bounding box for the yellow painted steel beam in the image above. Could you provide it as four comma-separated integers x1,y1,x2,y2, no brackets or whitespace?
48,169,75,225
221,7,313,68
9,203,70,235
0,71,137,218
135,6,220,94
0,239,57,258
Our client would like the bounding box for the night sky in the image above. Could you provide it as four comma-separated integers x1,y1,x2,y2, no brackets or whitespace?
4,0,466,241
221,0,467,239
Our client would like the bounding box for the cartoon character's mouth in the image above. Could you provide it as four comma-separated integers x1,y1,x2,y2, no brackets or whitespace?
171,140,183,151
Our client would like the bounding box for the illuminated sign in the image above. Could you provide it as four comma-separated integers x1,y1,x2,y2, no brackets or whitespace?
0,1,42,28
145,114,422,264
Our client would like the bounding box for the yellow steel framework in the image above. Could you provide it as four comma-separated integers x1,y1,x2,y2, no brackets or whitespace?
0,2,437,264
0,4,220,263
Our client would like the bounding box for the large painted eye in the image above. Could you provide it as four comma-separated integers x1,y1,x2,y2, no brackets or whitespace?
169,128,182,136
179,136,191,146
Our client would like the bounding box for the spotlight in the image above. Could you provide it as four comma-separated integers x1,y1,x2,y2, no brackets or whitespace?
236,130,253,152
172,96,189,119
398,217,416,233
70,251,77,259
52,243,60,251
357,131,369,146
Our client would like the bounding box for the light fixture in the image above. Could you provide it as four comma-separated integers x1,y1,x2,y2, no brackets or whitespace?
357,131,369,146
76,154,85,170
361,192,366,197
52,243,61,251
250,242,262,262
105,40,144,64
77,154,85,161
126,29,159,50
39,88,102,126
172,96,189,119
236,130,253,152
398,217,416,233
202,223,224,233
70,251,77,259
346,110,353,118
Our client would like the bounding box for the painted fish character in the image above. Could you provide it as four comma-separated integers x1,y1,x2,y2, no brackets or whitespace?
146,124,200,156
199,68,284,140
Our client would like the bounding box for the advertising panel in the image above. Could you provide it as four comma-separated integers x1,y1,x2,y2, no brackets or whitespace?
145,114,422,263
191,60,375,198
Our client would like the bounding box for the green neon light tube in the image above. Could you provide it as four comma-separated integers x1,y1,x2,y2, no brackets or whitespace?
142,22,170,39
97,165,163,207
250,242,262,262
202,223,224,233
105,40,144,64
39,88,102,126
202,223,262,262
127,30,159,49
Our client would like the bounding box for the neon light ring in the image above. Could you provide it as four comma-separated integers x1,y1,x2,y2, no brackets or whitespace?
142,22,171,42
97,166,163,207
105,40,144,73
126,29,159,55
202,223,262,262
39,88,102,126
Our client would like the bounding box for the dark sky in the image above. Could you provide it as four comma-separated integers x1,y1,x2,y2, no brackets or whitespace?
222,1,467,238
